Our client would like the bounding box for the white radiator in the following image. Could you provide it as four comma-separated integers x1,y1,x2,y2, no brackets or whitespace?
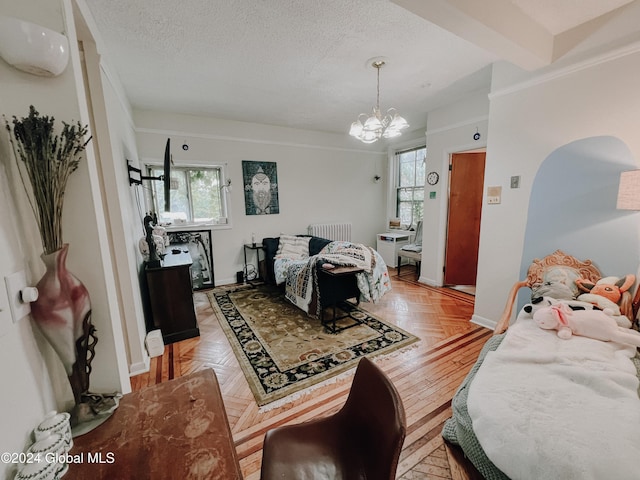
307,223,352,242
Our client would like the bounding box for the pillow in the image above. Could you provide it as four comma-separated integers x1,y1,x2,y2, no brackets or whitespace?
276,235,310,259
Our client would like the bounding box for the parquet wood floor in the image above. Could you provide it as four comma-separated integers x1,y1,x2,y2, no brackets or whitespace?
130,271,491,479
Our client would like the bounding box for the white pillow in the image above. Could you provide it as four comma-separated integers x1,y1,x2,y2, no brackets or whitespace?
276,235,310,259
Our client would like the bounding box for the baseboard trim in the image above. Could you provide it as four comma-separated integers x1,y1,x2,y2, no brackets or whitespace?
418,276,440,287
129,360,150,377
471,314,496,331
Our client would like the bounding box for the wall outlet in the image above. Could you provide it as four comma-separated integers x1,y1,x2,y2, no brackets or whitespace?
510,176,521,188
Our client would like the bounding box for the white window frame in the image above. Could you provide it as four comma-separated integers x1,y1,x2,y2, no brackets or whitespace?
392,144,426,229
145,163,231,228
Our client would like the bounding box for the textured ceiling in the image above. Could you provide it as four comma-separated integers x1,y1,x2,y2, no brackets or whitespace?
82,0,636,137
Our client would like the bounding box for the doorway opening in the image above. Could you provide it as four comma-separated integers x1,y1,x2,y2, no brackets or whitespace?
443,150,486,296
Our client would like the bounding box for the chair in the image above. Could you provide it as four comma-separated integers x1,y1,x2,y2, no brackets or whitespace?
397,220,422,277
260,357,406,480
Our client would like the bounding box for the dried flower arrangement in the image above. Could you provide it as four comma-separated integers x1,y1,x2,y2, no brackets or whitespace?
5,105,91,255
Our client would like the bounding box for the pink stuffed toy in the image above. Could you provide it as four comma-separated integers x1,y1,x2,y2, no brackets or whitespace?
533,303,640,347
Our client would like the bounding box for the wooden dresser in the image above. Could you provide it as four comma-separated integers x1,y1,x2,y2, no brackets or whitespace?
145,246,199,344
68,369,241,479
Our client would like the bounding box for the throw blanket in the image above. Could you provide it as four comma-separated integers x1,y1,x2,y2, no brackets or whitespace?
283,241,391,317
467,314,640,480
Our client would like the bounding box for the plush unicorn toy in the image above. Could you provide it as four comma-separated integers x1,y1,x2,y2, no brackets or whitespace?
533,303,640,347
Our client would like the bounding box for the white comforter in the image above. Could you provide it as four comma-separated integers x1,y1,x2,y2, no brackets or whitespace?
467,312,640,480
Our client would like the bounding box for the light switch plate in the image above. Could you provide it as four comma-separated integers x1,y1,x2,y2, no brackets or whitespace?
5,270,31,323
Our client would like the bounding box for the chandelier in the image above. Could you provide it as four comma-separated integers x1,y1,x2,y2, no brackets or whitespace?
349,60,409,143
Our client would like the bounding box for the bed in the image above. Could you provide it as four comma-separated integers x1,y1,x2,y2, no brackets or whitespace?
442,250,640,479
262,234,391,319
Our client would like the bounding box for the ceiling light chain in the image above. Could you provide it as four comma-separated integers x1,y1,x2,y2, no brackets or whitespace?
349,59,409,143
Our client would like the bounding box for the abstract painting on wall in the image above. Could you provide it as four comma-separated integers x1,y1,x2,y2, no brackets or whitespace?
242,160,280,215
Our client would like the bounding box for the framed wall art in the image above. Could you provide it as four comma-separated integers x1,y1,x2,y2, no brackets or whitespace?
242,160,279,215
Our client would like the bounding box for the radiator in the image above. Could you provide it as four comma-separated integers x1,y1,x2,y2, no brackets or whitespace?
307,223,352,242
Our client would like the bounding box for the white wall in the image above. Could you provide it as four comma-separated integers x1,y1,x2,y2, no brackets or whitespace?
473,49,640,328
134,110,389,285
0,1,131,473
73,1,151,376
0,162,58,479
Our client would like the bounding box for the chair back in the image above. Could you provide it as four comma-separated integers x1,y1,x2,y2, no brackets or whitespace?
340,357,406,480
413,220,423,246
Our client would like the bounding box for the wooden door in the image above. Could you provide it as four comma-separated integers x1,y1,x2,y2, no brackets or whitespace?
444,152,485,285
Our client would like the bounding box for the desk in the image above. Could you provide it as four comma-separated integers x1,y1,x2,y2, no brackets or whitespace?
376,232,411,267
68,369,241,479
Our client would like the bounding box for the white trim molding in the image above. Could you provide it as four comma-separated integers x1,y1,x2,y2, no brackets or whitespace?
426,115,489,136
471,314,497,331
135,127,388,156
490,39,640,100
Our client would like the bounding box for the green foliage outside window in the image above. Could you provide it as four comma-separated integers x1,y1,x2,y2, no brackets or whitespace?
396,146,426,227
150,166,225,223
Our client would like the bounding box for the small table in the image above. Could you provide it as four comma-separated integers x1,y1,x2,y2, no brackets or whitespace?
68,369,241,479
319,266,364,333
243,243,264,285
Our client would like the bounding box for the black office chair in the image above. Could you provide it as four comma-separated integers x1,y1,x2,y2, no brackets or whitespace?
260,356,406,480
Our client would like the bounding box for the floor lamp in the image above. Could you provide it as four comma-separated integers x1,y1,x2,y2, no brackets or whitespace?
617,170,640,320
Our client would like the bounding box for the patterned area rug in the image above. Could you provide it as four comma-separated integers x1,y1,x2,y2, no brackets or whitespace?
207,284,419,408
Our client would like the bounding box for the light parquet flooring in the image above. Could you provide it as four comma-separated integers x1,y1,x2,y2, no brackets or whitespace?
130,271,491,479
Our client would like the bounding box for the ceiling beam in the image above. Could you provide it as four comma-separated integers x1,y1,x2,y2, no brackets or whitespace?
392,0,554,70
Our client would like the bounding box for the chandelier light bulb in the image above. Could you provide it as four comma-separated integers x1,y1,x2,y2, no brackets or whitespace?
348,60,409,143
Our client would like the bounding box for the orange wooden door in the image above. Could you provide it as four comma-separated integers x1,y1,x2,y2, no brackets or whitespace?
444,152,485,286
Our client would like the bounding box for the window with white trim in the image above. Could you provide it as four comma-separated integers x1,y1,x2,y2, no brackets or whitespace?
147,165,228,224
395,146,426,228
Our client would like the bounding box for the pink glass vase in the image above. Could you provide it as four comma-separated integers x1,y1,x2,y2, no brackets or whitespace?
30,244,93,404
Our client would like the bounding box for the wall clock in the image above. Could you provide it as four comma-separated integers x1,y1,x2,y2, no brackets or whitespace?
427,171,439,185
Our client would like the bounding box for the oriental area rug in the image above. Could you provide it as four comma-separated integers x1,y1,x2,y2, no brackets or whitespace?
207,284,419,408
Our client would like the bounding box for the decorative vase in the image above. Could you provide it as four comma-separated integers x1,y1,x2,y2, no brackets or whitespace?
30,243,93,406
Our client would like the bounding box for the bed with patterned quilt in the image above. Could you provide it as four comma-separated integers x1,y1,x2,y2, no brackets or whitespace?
262,234,391,318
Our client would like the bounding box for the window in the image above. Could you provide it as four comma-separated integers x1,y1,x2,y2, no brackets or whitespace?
147,165,228,224
396,146,426,227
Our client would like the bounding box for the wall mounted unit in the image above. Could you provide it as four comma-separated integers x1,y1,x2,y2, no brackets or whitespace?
0,16,69,76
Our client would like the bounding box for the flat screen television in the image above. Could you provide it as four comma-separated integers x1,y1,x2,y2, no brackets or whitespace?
163,138,171,212
127,137,172,214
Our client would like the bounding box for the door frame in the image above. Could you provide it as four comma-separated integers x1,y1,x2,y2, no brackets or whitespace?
434,144,487,287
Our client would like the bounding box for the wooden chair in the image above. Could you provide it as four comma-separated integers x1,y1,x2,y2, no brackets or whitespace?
260,357,406,480
494,249,638,334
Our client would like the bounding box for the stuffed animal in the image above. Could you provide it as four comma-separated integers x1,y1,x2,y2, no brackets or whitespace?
523,296,601,316
531,281,575,302
523,280,578,316
533,303,640,347
575,274,635,315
